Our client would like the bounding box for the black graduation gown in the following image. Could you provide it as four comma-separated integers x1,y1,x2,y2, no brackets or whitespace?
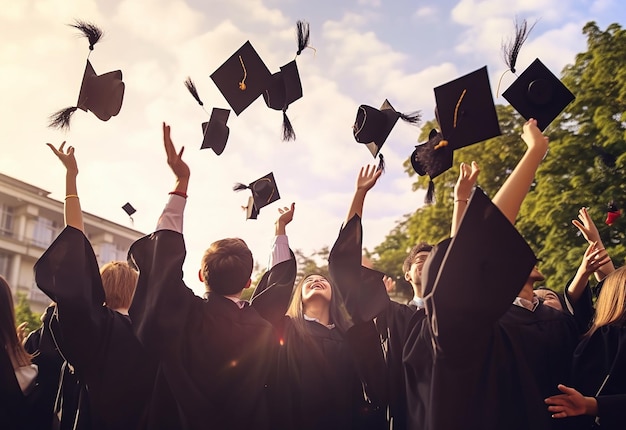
564,282,626,430
403,189,577,430
34,226,162,430
128,229,297,430
328,214,414,430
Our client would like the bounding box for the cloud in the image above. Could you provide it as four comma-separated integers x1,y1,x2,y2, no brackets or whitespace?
413,6,437,18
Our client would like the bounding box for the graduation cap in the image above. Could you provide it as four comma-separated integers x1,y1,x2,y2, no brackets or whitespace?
233,172,280,215
502,58,575,131
433,66,502,151
243,196,259,220
262,20,312,141
122,202,136,225
49,20,125,130
606,201,621,226
423,188,536,342
184,77,231,155
410,129,454,204
353,99,420,171
210,40,272,116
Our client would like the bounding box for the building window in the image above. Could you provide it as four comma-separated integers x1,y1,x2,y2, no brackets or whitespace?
32,217,57,248
97,242,125,265
0,204,13,237
0,252,11,279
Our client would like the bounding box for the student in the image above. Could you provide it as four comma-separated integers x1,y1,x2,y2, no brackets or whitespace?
127,123,297,430
34,142,166,429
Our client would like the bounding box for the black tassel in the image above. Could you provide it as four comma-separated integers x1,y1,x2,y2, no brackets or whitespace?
425,180,435,204
502,18,536,73
399,111,421,125
184,77,204,106
48,107,78,130
282,110,296,141
70,20,103,50
233,183,249,192
376,154,385,173
296,20,310,55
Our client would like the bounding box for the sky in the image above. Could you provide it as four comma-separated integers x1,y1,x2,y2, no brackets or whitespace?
1,0,624,296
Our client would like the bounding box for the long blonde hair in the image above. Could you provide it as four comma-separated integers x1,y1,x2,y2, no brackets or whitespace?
587,266,626,337
0,276,32,367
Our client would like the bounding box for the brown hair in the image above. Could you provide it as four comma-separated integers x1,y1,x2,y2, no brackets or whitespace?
200,238,253,296
403,242,433,274
100,261,138,310
587,266,626,337
0,276,32,367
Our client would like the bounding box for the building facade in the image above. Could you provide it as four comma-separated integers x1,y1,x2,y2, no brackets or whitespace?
0,172,144,314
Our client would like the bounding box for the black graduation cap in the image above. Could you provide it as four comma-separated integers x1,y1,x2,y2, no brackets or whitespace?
210,40,272,116
433,66,501,150
423,188,536,341
233,172,280,214
122,202,136,216
353,99,420,170
502,58,575,131
49,21,125,130
262,20,311,141
201,108,230,155
410,129,454,204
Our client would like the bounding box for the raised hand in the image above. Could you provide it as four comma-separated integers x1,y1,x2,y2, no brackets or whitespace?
454,161,480,201
275,203,296,235
163,122,190,183
356,164,382,193
572,207,601,244
47,142,78,176
521,118,549,154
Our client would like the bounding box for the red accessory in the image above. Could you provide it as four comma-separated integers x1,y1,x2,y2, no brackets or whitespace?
169,190,188,199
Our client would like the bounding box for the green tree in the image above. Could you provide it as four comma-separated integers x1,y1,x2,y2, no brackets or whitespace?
14,293,42,337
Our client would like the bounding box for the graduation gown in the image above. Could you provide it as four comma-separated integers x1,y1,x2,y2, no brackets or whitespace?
128,229,297,430
403,188,577,430
564,281,626,430
34,226,162,430
328,214,417,430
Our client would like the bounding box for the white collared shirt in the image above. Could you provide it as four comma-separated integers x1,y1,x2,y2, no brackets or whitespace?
512,295,539,312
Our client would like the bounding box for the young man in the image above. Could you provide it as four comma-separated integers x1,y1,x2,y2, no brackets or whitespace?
128,123,297,430
402,242,433,310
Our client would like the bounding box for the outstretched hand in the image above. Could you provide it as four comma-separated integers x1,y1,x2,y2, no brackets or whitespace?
275,202,295,235
579,242,611,275
545,384,597,419
47,142,78,175
572,207,601,244
356,164,382,193
163,122,190,182
521,118,549,154
454,161,480,201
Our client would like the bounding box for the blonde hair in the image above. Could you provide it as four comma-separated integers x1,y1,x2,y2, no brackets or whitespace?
0,276,32,367
100,261,138,310
587,265,626,337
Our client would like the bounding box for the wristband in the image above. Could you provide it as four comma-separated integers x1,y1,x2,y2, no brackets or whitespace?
65,194,79,200
169,190,188,199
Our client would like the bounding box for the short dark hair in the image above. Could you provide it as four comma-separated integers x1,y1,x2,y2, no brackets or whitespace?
201,238,253,295
403,242,433,273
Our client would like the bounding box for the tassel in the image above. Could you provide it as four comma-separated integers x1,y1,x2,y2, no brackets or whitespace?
425,180,435,204
184,77,204,106
296,20,310,55
233,183,249,192
282,110,296,141
399,111,422,125
502,18,536,73
70,20,104,51
48,107,78,130
376,154,385,173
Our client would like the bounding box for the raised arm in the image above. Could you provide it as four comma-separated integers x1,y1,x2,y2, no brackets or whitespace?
47,142,84,232
567,242,612,304
343,164,382,227
268,203,295,269
451,161,480,237
572,207,615,281
492,118,549,224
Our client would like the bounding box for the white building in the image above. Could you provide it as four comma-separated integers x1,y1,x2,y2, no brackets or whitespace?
0,172,144,314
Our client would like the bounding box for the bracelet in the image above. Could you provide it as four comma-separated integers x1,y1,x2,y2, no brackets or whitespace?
169,190,188,199
65,194,79,200
455,199,468,203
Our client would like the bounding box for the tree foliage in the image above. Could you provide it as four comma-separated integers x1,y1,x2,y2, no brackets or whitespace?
14,293,42,337
373,22,626,293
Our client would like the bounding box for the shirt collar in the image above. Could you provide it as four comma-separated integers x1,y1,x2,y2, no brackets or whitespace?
303,313,335,329
512,295,540,312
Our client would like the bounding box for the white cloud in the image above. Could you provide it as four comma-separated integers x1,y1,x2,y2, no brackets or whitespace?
413,6,437,18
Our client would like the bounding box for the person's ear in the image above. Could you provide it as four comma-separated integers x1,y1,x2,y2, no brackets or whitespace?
244,278,252,289
404,271,412,282
198,269,204,283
